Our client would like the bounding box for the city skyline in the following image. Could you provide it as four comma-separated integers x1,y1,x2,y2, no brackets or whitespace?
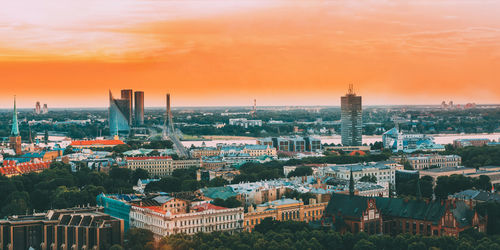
1,0,499,108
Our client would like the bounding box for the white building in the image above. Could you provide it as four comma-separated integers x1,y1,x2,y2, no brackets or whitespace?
324,161,403,185
130,203,244,240
126,156,202,177
228,118,262,128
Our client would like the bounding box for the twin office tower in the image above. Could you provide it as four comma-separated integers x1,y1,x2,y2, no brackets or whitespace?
109,89,144,136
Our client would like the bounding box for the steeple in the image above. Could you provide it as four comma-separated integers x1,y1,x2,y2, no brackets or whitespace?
11,96,19,136
349,167,355,197
416,176,422,200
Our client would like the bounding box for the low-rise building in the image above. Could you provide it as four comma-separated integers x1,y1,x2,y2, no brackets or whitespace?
453,138,490,148
130,202,244,239
420,166,476,180
229,118,262,128
126,156,202,177
324,161,403,185
0,161,51,177
244,198,327,232
197,166,240,182
391,154,461,170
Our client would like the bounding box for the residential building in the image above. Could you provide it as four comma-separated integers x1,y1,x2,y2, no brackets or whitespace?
322,193,486,236
244,198,327,232
0,207,124,250
228,118,262,128
130,202,244,239
261,136,321,152
126,156,202,177
0,161,51,177
453,138,491,148
323,145,370,153
341,84,362,146
391,154,461,170
324,161,403,185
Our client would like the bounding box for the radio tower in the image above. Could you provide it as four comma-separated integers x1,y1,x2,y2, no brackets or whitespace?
251,99,257,118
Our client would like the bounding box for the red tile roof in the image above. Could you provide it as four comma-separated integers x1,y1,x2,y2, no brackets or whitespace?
125,156,172,161
0,161,51,177
70,140,125,146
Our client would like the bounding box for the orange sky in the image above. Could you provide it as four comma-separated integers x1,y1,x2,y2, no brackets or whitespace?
1,0,499,108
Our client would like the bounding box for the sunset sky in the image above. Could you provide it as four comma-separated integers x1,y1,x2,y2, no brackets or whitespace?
1,0,499,108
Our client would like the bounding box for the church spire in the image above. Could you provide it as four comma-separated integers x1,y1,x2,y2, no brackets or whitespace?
11,96,19,136
349,167,355,197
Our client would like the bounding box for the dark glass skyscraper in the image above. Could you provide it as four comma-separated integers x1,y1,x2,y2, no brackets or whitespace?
121,89,133,125
341,84,362,146
109,90,131,136
134,91,144,126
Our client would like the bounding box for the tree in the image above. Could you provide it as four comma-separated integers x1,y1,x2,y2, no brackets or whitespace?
359,175,377,183
287,166,313,178
212,196,241,208
131,169,150,185
353,239,376,250
125,228,154,250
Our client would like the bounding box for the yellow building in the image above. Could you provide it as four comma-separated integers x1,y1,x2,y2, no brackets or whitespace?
243,198,327,232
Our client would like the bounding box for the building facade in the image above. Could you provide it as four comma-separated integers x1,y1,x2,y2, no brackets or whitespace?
322,193,486,236
341,85,362,146
126,156,202,177
453,138,490,148
244,198,327,232
134,91,144,126
400,154,461,170
0,207,124,250
130,203,243,239
109,90,132,136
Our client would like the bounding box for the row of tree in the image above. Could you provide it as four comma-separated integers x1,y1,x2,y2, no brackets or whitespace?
126,219,500,250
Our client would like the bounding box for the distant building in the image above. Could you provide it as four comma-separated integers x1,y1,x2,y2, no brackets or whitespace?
35,101,41,114
322,193,486,236
419,166,476,180
229,118,262,128
260,136,321,152
121,89,133,125
341,84,362,146
42,104,48,114
383,127,444,153
453,138,490,148
134,91,145,126
391,154,461,170
109,90,132,136
197,166,240,182
125,156,202,177
0,207,124,250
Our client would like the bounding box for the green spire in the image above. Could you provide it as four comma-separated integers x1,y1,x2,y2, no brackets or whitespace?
11,96,19,136
416,176,422,200
349,167,355,197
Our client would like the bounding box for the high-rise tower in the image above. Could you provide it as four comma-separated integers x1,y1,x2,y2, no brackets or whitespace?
35,101,41,114
121,89,133,125
10,96,22,155
341,84,362,146
109,90,131,136
134,91,144,126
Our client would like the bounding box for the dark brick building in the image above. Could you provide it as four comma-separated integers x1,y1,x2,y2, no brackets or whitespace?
322,193,486,236
0,207,124,250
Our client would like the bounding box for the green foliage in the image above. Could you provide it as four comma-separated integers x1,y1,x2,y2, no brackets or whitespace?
434,174,491,199
284,190,317,205
443,145,500,168
125,228,154,250
143,140,173,149
0,163,137,218
212,196,242,208
287,166,313,178
359,174,377,183
155,220,500,250
397,176,434,199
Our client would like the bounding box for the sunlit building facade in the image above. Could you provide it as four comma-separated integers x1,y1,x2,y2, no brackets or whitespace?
341,84,362,146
